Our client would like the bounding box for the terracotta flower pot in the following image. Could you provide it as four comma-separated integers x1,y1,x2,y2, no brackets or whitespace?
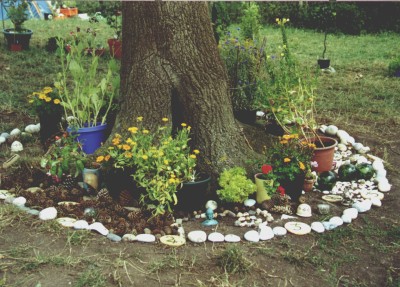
303,179,315,192
311,136,338,173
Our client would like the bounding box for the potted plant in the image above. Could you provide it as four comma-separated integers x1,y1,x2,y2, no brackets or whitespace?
28,86,63,145
54,38,120,154
219,32,265,124
254,164,280,204
101,1,122,59
265,134,314,202
96,117,203,216
316,3,336,69
2,0,33,50
303,169,317,192
40,132,87,184
388,56,400,77
216,167,256,204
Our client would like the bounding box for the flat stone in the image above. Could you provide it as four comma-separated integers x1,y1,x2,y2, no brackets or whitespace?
39,207,57,221
224,234,241,243
12,196,26,207
273,226,287,236
259,226,274,240
74,220,89,230
341,214,352,224
107,233,122,242
56,217,77,227
352,200,372,213
136,234,156,243
208,232,224,242
244,230,259,242
122,234,137,242
187,230,207,243
244,199,256,207
89,222,109,236
329,216,344,227
378,181,391,192
26,187,43,193
311,222,325,233
371,197,382,207
322,221,336,231
27,209,40,216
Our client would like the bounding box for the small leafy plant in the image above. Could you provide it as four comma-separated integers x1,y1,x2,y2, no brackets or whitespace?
7,0,29,32
40,133,86,179
217,167,256,203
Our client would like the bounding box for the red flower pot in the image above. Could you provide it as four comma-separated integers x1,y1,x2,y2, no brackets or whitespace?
108,39,122,59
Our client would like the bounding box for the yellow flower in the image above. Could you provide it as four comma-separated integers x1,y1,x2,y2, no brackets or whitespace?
125,152,133,158
137,116,143,121
193,149,200,154
284,158,291,163
142,155,148,160
53,99,60,104
96,156,104,163
162,117,168,122
169,178,176,184
45,97,52,102
299,162,305,170
42,87,53,94
38,93,46,100
128,127,138,134
308,143,316,149
190,154,196,159
117,144,123,149
181,123,187,127
187,126,191,131
158,151,164,157
164,159,169,165
105,155,111,161
142,129,149,134
280,53,285,57
282,135,291,140
122,144,131,151
280,140,288,144
276,18,280,23
112,137,120,145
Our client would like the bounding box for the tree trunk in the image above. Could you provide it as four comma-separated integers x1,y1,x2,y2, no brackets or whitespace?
113,1,253,178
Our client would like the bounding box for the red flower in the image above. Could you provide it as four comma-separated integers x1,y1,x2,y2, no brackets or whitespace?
277,186,285,196
261,164,273,174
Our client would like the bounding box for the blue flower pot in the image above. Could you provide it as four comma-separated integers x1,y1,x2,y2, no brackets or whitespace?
67,123,107,154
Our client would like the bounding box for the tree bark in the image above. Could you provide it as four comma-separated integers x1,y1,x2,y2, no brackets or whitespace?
112,1,253,178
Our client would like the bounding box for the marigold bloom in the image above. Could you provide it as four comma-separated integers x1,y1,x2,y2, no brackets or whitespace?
164,160,169,165
112,137,120,145
181,123,187,127
105,155,111,161
142,129,149,134
96,156,104,163
280,140,288,144
45,97,52,102
122,144,131,151
282,135,291,140
137,116,143,121
284,158,291,163
193,149,200,154
125,152,133,158
162,117,168,122
43,87,53,93
190,154,196,159
128,127,138,133
142,155,148,160
38,93,46,100
169,178,176,184
53,99,61,104
299,161,305,170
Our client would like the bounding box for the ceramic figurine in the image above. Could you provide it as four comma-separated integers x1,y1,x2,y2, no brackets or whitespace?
202,207,218,226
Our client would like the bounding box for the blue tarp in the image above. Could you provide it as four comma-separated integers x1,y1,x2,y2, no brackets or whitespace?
0,0,52,21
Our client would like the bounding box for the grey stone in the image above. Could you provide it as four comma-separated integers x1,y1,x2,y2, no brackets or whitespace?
107,233,122,242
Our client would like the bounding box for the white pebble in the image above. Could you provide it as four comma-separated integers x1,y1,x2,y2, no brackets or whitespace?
273,226,287,236
73,220,89,230
311,222,325,233
208,232,224,243
88,222,109,236
10,128,21,136
224,234,241,243
12,196,26,207
10,141,23,152
136,234,156,243
39,207,58,221
259,226,274,240
187,230,207,243
244,230,260,242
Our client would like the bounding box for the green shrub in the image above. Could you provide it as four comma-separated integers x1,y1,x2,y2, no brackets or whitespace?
217,167,255,203
240,3,261,40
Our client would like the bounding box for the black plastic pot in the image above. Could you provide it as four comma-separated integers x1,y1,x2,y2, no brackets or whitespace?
317,59,330,69
39,113,62,146
175,174,211,212
233,110,257,125
280,174,305,202
3,29,33,50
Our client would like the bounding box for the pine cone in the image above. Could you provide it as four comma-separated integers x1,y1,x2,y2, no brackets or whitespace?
118,190,135,206
62,176,77,190
97,188,110,201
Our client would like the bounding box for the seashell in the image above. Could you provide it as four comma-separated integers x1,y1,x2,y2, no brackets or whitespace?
10,141,23,152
